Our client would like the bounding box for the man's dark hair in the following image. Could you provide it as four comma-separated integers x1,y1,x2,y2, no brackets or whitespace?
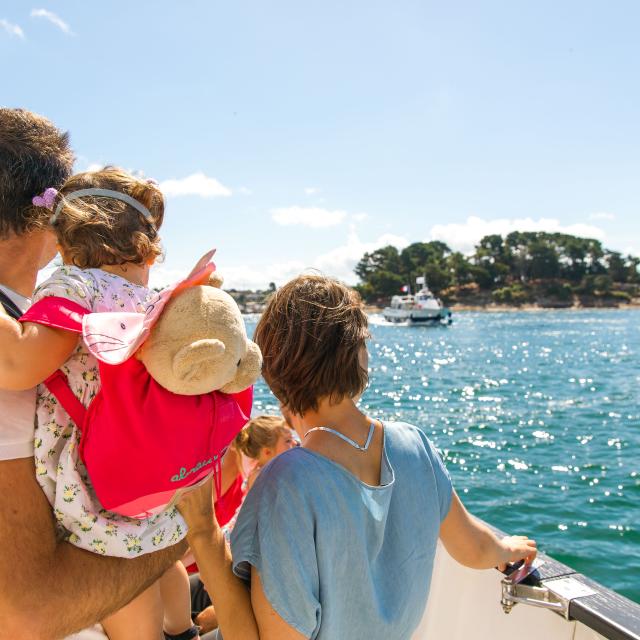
0,108,74,238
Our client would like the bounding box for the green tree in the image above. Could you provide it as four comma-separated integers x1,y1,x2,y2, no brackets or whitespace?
528,240,560,279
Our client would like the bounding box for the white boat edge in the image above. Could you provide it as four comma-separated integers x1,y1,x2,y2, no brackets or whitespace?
415,541,640,640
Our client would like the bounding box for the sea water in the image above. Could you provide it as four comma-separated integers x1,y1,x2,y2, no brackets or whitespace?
246,309,639,603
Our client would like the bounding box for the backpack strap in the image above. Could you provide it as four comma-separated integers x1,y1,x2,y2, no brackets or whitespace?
19,296,88,333
44,369,87,429
20,296,91,429
0,289,23,320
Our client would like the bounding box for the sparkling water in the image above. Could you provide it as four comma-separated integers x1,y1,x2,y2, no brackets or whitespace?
247,310,640,602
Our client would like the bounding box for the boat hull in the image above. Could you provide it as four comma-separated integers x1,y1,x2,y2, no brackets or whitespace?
414,542,638,640
382,307,453,325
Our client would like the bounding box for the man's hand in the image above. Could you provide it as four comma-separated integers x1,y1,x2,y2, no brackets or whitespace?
0,457,186,640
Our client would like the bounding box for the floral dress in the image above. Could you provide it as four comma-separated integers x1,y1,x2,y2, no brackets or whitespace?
33,266,186,557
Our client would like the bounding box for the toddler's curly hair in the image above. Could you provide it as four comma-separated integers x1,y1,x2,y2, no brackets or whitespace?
234,415,289,460
52,166,164,268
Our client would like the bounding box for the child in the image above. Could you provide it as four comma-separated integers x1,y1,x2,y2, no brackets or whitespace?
178,275,538,640
0,168,198,640
234,414,297,490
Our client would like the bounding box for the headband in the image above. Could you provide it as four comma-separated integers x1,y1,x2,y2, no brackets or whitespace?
50,188,156,226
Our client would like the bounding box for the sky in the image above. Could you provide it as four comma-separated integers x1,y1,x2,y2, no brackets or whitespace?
2,1,640,289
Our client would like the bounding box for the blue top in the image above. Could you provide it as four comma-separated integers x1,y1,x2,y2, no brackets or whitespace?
231,422,453,640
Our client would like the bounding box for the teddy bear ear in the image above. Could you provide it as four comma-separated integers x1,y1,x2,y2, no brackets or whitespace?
220,341,263,394
173,338,226,382
207,272,224,288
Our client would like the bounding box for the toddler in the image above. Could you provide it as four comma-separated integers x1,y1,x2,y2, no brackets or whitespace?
0,168,198,640
234,414,297,491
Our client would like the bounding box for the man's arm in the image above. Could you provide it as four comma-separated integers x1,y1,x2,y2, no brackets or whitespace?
0,457,187,640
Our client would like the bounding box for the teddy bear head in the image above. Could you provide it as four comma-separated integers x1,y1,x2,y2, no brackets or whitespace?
138,274,262,396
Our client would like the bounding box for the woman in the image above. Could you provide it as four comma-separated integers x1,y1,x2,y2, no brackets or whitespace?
179,275,536,640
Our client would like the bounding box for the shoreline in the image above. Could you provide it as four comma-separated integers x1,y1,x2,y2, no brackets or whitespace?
363,302,640,314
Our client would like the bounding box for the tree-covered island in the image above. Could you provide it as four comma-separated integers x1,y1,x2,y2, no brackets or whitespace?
354,232,640,309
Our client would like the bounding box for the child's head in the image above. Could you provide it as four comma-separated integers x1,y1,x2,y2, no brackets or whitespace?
51,167,165,269
234,415,296,465
254,275,370,416
0,108,74,239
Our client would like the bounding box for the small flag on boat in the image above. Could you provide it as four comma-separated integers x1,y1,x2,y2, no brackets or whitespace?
401,285,410,293
416,276,425,285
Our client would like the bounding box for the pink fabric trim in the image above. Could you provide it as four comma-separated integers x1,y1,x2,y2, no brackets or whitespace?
19,296,89,332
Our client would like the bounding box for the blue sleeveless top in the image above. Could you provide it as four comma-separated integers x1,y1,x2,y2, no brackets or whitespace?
231,422,453,640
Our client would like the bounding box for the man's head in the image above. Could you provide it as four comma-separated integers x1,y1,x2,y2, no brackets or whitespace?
254,274,371,416
0,108,74,239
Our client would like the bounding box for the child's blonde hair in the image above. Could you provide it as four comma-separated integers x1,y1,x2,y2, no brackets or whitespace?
52,166,164,268
234,415,289,460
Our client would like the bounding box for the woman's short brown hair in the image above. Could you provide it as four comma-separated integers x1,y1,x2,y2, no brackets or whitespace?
234,415,288,459
254,275,370,415
52,167,164,268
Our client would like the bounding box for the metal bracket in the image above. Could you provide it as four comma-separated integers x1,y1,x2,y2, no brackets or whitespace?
501,574,598,620
501,580,569,617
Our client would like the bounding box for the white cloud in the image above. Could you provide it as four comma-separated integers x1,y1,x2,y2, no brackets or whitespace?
429,216,606,254
149,228,408,290
589,212,616,221
312,227,409,284
147,266,193,290
353,213,368,222
304,187,320,195
30,9,73,35
220,261,308,290
271,206,347,228
159,172,232,198
218,230,408,289
0,19,24,38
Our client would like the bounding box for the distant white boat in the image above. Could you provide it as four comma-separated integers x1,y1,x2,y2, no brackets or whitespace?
383,285,452,326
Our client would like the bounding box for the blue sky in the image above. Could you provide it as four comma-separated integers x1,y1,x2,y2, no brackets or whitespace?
2,1,639,289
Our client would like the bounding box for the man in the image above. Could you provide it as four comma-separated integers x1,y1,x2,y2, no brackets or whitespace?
0,108,185,640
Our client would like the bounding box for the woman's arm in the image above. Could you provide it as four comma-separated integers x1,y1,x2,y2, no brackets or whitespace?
439,491,537,570
0,308,78,390
179,477,307,640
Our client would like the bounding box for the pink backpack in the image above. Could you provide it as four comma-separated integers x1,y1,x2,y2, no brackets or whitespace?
22,254,253,518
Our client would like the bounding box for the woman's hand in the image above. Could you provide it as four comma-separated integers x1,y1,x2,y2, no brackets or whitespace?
440,492,538,571
177,474,217,539
497,535,538,571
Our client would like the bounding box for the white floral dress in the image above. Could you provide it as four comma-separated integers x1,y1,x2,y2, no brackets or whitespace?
33,266,186,557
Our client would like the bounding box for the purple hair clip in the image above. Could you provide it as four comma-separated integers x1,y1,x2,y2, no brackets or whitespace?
32,187,58,211
146,178,159,186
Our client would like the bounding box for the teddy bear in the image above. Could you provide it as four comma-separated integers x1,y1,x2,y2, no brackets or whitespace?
139,272,262,396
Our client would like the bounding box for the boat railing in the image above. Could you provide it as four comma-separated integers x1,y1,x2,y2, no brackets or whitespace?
413,525,640,640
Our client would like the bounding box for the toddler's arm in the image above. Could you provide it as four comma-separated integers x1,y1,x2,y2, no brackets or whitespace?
0,305,78,390
439,491,537,571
